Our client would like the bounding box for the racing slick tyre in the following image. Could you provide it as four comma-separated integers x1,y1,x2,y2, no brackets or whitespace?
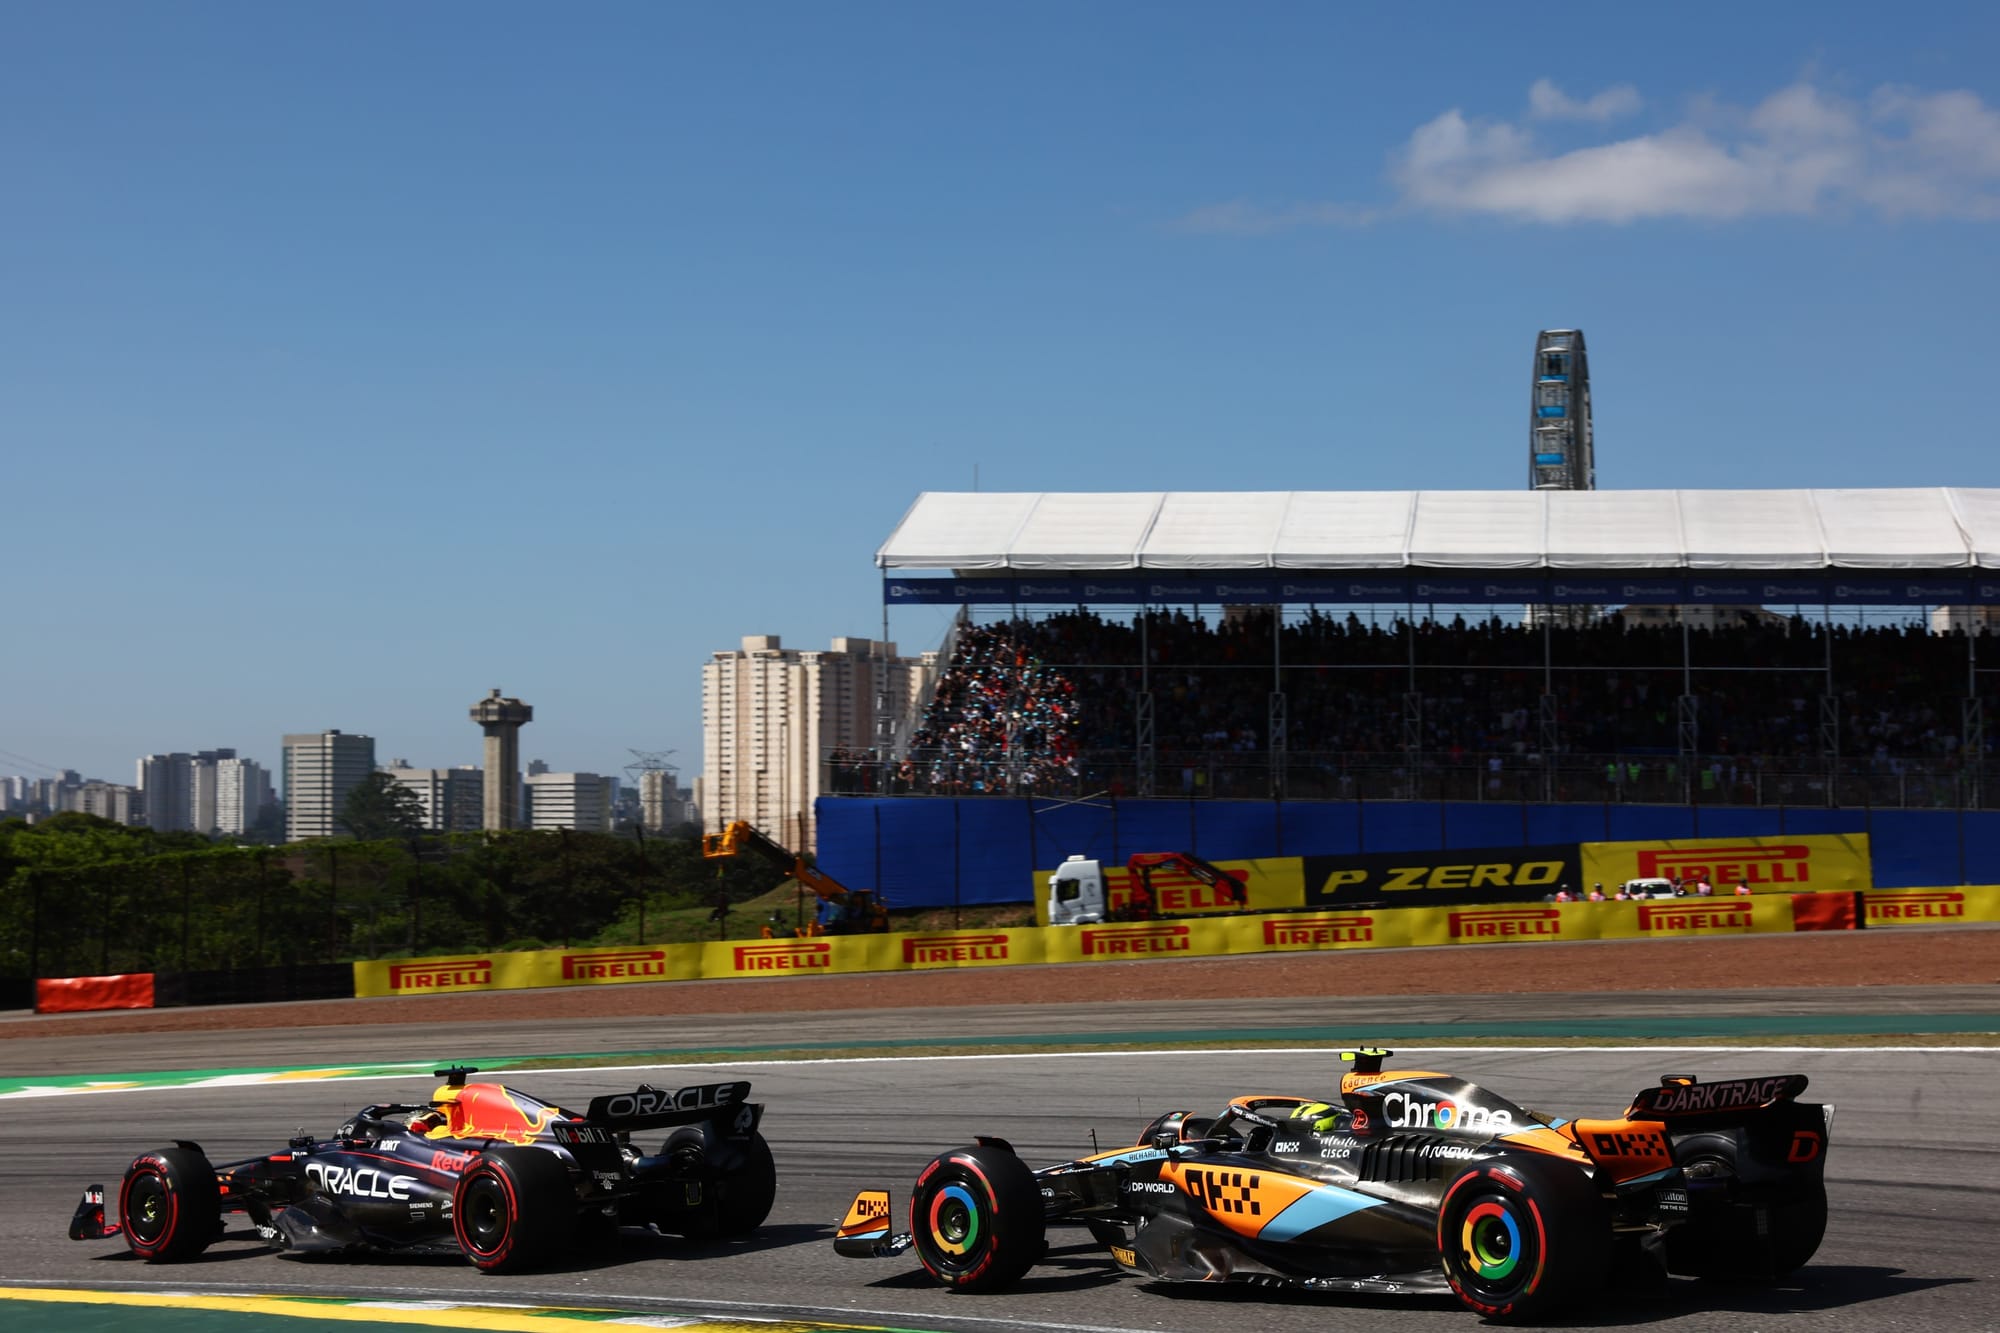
119,1147,220,1262
659,1125,778,1239
1664,1131,1828,1280
1437,1154,1611,1321
453,1145,572,1273
910,1144,1043,1293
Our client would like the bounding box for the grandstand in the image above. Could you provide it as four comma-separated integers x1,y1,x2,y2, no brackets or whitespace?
816,488,2000,906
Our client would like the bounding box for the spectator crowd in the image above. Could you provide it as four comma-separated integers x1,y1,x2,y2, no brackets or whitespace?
823,610,1996,805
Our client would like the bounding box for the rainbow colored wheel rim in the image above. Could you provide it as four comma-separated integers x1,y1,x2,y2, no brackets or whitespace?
928,1183,981,1257
1461,1199,1522,1281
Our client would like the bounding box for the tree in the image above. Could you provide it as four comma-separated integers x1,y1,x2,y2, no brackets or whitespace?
338,772,426,840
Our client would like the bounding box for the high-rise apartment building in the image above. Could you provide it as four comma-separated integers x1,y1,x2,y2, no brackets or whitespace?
216,757,275,836
525,771,615,832
135,753,192,830
384,762,485,833
136,749,239,832
638,768,697,832
283,730,376,841
701,634,936,852
73,781,143,825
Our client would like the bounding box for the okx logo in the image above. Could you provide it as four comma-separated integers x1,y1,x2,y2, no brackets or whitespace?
1180,1168,1263,1217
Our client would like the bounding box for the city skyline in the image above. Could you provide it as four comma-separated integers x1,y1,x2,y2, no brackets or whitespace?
5,4,1996,786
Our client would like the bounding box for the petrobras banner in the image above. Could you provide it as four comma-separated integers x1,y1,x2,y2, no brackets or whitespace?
883,575,1979,606
1578,833,1872,894
1862,885,2000,927
1029,856,1306,926
1302,843,1581,908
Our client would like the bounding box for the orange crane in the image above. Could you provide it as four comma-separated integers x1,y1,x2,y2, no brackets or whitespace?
704,820,892,924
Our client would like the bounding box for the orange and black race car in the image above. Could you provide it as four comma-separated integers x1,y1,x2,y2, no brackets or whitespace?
834,1050,1831,1321
69,1066,773,1272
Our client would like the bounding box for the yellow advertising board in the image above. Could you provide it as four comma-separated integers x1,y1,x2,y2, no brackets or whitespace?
1579,834,1870,894
1862,885,2000,927
1390,895,1798,949
355,878,1990,1001
1030,856,1306,926
354,944,709,999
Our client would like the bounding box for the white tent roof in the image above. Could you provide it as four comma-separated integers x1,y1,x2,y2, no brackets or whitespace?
877,488,2000,572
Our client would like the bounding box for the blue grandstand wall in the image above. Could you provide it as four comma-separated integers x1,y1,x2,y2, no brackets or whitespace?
814,797,2000,908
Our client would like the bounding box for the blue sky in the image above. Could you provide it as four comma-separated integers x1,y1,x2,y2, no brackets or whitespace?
4,2,1997,787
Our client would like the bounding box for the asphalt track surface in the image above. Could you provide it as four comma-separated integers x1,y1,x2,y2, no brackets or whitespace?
3,995,1997,1332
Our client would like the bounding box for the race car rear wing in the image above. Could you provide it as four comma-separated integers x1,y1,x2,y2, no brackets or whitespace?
1626,1073,1809,1124
584,1080,755,1132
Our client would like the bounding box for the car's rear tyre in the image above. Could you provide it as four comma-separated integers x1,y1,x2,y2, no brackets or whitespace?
1665,1131,1828,1280
715,1130,777,1236
911,1144,1043,1292
119,1147,219,1262
453,1145,572,1272
658,1125,777,1239
1437,1155,1610,1321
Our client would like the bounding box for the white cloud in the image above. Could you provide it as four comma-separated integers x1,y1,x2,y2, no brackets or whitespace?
1175,79,2000,230
1528,78,1642,123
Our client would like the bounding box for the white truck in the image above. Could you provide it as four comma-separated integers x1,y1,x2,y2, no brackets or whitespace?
1047,852,1250,926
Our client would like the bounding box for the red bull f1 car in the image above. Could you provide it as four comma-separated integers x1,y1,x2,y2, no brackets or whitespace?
69,1066,774,1272
835,1050,1831,1321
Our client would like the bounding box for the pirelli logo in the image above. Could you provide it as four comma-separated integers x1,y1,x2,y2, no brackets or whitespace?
1263,915,1374,947
1635,843,1812,886
1636,900,1755,932
561,949,670,981
902,933,1010,965
1866,890,1967,923
730,941,834,972
1448,908,1561,941
1079,923,1193,957
387,959,492,991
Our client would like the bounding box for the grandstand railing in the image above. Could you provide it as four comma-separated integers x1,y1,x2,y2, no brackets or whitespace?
822,748,1998,811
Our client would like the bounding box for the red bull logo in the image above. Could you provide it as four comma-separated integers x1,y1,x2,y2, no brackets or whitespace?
1866,890,1967,923
1636,900,1756,932
561,948,670,981
731,941,833,973
387,959,492,991
1448,908,1561,941
902,933,1009,965
1079,923,1192,957
1263,915,1374,947
442,1084,562,1145
1635,843,1812,886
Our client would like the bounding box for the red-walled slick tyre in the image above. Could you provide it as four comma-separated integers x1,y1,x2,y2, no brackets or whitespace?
119,1147,220,1263
910,1144,1043,1292
1437,1155,1610,1321
452,1145,572,1273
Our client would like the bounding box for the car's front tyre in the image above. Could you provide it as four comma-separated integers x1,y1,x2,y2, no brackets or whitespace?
910,1144,1043,1292
119,1147,220,1262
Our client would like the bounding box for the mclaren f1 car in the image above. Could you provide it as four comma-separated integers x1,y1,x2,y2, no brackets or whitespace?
835,1050,1832,1320
70,1066,774,1272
